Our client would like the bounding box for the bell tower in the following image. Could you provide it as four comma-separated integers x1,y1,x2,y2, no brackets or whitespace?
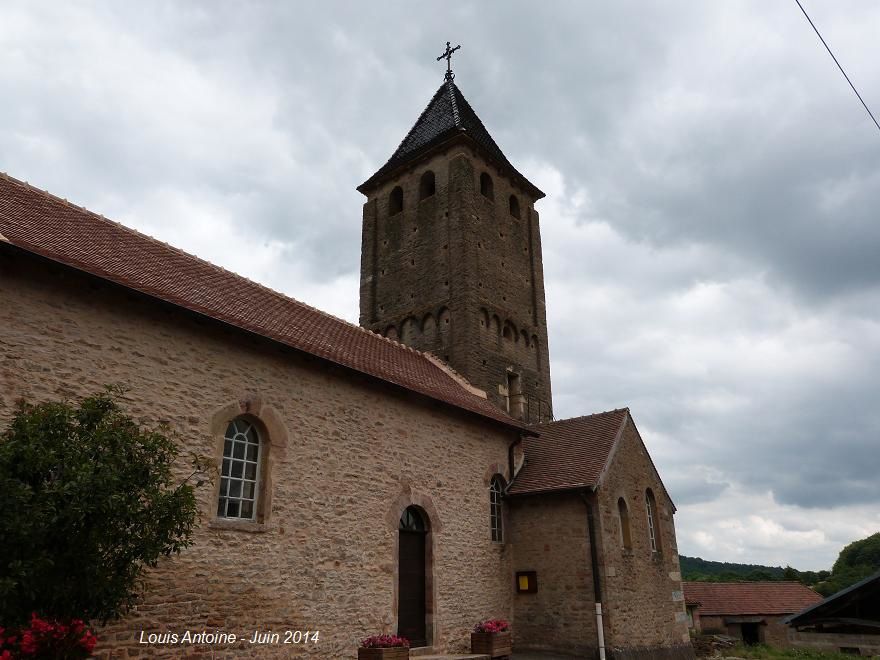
357,50,552,422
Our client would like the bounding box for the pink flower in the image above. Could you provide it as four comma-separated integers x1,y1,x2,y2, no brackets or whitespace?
361,634,410,648
473,619,510,633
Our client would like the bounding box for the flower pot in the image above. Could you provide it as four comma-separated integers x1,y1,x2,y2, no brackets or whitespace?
471,630,512,658
357,647,410,660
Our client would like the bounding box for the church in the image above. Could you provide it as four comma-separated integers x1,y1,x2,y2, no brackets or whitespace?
0,55,692,659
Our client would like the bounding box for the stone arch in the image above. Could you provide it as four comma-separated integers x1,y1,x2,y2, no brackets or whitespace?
209,396,289,526
421,312,437,344
479,308,489,330
520,329,530,347
509,194,520,219
491,314,502,339
389,186,403,216
387,487,442,647
401,316,418,344
480,172,494,200
483,461,511,486
502,320,517,342
419,170,436,200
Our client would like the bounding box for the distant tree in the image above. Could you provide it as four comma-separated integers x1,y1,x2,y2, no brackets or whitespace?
0,390,208,626
783,565,799,581
679,555,788,582
815,533,880,596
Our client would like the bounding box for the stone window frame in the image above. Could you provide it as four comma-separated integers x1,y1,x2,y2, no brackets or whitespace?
387,487,444,648
645,487,661,554
479,172,495,200
489,475,505,543
208,396,289,533
389,185,404,216
418,170,436,201
509,194,521,219
617,495,633,551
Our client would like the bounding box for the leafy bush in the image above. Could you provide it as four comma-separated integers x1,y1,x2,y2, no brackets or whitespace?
0,389,206,627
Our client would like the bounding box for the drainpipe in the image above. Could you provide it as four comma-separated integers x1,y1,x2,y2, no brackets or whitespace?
583,491,607,660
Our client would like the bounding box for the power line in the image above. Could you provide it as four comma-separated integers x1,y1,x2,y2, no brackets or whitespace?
793,0,880,134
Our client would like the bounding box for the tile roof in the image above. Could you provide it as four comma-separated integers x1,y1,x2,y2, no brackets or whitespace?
0,172,527,432
683,582,823,616
507,408,629,495
357,78,543,199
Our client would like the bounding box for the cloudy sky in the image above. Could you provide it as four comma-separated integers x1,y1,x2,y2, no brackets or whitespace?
2,1,879,570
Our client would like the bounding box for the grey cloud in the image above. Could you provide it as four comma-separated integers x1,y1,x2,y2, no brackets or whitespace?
2,0,879,568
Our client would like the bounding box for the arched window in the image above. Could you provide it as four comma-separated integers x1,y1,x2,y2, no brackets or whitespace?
399,506,426,532
480,173,494,200
217,418,261,520
490,476,505,542
645,489,661,553
389,186,403,216
618,497,632,550
509,194,520,219
419,171,436,200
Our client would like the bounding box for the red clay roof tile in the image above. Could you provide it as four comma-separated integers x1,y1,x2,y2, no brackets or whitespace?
0,172,526,431
683,582,823,616
508,408,629,495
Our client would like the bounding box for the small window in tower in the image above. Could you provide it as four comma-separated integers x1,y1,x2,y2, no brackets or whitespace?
509,195,520,219
389,186,403,216
480,173,494,200
419,171,436,200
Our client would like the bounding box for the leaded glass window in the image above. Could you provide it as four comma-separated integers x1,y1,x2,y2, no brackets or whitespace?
217,418,261,520
646,489,660,553
490,476,504,542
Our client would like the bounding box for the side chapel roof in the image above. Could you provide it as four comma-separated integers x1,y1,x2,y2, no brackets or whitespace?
0,172,528,432
357,78,544,199
683,581,823,616
508,408,630,495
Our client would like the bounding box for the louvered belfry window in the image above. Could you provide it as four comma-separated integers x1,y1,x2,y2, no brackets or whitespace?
217,418,261,520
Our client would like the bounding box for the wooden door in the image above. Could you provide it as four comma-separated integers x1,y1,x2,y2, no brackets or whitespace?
398,507,427,647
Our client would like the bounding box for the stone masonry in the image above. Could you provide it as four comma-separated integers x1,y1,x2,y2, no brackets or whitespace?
0,252,519,658
596,419,691,650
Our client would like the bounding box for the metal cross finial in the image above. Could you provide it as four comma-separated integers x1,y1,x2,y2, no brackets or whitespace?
436,41,461,80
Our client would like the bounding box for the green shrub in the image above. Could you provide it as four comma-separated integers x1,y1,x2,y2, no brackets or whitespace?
0,389,206,626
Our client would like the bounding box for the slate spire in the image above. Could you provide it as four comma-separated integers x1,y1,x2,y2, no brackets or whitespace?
357,76,543,199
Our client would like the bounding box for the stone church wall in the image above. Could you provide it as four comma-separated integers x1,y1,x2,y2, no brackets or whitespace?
508,492,599,656
596,419,691,651
0,251,519,659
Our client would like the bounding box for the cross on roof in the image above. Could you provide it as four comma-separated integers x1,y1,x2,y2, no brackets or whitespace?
436,41,461,80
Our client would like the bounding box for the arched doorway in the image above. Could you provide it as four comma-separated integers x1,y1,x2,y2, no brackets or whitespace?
398,506,428,647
